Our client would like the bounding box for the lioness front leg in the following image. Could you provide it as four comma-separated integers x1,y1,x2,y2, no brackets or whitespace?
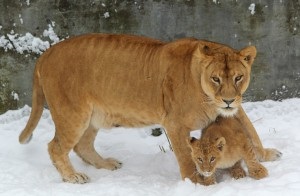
237,107,282,162
164,126,198,183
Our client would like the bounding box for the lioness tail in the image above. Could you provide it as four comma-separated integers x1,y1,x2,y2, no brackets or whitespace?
19,64,45,144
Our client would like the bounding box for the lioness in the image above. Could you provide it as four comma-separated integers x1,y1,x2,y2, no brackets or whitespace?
19,34,281,184
187,116,270,186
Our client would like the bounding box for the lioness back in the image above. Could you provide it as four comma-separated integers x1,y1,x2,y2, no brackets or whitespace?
40,34,171,127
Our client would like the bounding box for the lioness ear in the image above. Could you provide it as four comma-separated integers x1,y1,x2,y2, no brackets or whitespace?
193,44,213,68
215,137,226,151
239,46,257,66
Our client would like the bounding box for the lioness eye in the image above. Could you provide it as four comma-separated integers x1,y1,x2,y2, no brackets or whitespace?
212,77,220,84
210,157,216,163
235,75,243,83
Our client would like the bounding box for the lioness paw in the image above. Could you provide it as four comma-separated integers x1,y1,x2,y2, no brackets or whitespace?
95,158,122,170
262,148,282,162
63,172,90,184
106,158,122,170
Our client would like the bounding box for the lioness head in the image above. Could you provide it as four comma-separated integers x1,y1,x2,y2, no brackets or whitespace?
187,137,226,177
192,43,257,117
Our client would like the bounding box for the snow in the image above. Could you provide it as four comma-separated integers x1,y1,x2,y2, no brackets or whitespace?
248,3,255,15
6,33,50,54
1,98,300,195
0,24,60,54
0,35,13,51
11,91,19,101
212,0,220,4
104,12,110,18
19,14,24,25
43,24,60,45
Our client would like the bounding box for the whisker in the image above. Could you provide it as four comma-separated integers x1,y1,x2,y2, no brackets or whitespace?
201,99,214,105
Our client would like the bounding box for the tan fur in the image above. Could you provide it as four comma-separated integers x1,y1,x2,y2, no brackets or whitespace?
19,34,281,184
188,116,270,186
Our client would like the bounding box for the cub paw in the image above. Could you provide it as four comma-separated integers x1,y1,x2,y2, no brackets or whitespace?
202,177,216,186
230,167,246,180
262,148,282,162
249,164,268,180
63,172,90,184
197,175,216,186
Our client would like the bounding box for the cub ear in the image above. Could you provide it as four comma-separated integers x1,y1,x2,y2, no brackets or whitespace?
187,137,198,146
193,44,213,67
239,46,257,66
215,137,226,151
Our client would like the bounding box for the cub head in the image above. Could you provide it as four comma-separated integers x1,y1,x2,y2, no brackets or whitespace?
191,43,257,117
187,137,226,177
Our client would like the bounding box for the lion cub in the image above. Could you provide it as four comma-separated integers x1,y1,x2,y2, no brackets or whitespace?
187,116,268,186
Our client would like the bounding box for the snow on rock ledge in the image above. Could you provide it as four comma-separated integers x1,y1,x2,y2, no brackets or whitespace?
0,24,60,55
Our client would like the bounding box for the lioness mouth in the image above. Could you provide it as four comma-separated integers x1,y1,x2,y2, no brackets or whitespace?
223,106,234,110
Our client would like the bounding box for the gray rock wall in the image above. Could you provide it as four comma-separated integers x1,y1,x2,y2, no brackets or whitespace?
0,0,299,113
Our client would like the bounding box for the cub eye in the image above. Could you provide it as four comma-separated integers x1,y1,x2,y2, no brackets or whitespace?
210,157,216,163
235,75,243,83
211,77,220,84
198,158,203,163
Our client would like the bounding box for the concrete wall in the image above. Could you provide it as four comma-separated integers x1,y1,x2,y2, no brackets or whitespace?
0,0,299,113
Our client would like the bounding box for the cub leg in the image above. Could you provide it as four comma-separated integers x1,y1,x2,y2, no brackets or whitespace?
73,125,122,170
229,161,246,179
243,143,268,180
237,107,282,162
164,126,198,183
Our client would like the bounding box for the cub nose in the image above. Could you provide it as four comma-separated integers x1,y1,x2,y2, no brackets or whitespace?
222,99,235,106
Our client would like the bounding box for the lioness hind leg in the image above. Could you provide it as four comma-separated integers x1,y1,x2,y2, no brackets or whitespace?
229,161,246,180
73,125,122,170
48,133,90,184
237,107,282,162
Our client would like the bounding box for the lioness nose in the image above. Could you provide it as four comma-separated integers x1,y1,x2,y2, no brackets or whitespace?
222,99,235,105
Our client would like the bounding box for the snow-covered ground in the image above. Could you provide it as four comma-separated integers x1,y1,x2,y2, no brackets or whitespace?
0,98,300,196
